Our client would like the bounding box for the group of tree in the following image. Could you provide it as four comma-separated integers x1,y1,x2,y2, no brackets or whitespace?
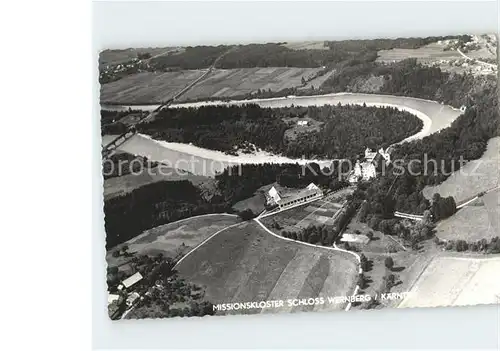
441,236,500,254
149,45,230,70
281,224,339,246
431,193,457,221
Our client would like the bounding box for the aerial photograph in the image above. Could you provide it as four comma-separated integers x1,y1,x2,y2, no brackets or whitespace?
100,34,499,320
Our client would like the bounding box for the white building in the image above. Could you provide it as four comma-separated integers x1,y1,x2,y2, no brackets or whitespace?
126,292,141,307
297,120,309,126
267,186,282,204
122,272,143,289
267,183,323,210
108,293,120,305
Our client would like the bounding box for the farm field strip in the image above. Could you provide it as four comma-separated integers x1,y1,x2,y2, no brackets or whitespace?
100,70,207,104
176,221,358,314
100,67,323,104
398,256,500,308
376,42,462,63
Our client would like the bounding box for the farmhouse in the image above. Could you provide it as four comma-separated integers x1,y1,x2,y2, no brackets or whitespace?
266,183,323,210
297,120,309,126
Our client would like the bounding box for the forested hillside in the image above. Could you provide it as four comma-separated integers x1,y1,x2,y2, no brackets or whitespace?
350,66,498,234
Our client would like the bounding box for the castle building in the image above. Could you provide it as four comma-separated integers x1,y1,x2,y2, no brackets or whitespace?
349,147,391,183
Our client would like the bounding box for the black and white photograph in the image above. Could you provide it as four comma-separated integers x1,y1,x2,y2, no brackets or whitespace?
99,30,499,320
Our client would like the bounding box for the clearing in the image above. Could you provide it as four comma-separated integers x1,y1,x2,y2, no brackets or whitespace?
176,221,358,315
398,255,500,308
423,137,500,204
106,214,241,268
376,42,462,64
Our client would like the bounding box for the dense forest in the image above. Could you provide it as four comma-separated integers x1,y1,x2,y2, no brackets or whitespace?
138,103,422,159
150,45,229,70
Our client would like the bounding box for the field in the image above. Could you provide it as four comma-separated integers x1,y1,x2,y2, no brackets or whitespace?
176,221,358,314
376,42,462,63
300,69,336,90
100,70,206,104
181,67,323,101
423,137,500,204
435,189,500,242
398,256,500,308
100,67,323,104
103,166,213,200
281,41,329,51
106,214,241,267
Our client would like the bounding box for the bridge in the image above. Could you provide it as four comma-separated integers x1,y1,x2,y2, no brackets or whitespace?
394,211,424,221
101,48,233,161
101,101,168,160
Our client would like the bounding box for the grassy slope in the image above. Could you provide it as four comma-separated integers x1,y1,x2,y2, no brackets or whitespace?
176,221,358,315
106,214,240,267
423,137,500,203
435,189,499,242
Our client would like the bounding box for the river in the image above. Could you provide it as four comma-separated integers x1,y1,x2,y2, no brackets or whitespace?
101,93,462,176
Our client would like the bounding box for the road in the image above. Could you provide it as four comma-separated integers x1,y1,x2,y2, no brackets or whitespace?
456,48,497,69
